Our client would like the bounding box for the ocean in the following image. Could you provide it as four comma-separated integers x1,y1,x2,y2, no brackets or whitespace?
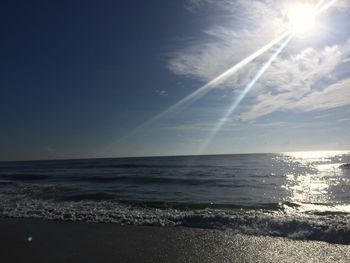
0,151,349,244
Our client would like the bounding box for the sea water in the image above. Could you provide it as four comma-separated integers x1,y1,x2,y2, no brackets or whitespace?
0,151,349,243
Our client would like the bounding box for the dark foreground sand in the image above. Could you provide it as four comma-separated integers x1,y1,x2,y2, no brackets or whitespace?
1,219,349,263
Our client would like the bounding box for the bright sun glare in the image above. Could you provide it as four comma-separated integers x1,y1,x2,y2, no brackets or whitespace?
288,3,317,33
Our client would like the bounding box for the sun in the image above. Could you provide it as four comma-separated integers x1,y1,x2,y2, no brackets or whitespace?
288,3,317,34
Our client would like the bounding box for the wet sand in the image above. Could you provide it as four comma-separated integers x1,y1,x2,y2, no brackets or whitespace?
1,218,349,263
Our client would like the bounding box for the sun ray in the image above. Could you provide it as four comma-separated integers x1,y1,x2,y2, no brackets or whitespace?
105,31,291,148
194,0,338,155
146,31,291,124
316,0,337,15
196,33,295,155
105,0,338,153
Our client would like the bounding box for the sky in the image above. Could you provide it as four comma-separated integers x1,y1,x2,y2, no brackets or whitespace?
1,0,350,161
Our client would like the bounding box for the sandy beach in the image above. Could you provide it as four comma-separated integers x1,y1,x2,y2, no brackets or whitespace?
1,218,349,263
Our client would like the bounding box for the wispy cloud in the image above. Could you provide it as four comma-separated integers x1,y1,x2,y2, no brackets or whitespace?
156,90,168,97
169,0,288,83
169,0,350,122
239,42,350,121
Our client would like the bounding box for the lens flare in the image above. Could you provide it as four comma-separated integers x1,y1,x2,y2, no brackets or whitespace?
287,0,337,34
196,33,294,154
107,31,291,148
104,0,338,155
288,4,317,33
145,31,291,124
316,0,337,15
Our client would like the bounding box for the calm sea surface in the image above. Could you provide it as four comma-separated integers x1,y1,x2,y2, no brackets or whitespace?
0,151,349,243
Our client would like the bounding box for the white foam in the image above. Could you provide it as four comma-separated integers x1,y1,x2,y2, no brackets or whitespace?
1,193,350,244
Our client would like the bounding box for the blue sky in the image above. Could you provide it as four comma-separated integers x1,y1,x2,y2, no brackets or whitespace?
1,0,350,161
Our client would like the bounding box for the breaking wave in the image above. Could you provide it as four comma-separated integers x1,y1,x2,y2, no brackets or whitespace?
1,192,349,244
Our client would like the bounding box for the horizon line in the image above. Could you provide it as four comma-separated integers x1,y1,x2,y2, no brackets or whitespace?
1,149,349,163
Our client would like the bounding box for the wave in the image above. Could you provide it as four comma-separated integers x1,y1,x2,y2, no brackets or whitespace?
0,160,219,170
0,174,51,181
70,175,242,187
66,163,220,169
0,180,14,186
0,196,349,244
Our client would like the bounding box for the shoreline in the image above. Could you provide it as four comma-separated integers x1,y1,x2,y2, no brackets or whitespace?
1,218,349,262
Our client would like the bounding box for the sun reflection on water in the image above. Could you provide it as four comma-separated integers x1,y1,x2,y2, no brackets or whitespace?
280,151,350,214
285,150,347,163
